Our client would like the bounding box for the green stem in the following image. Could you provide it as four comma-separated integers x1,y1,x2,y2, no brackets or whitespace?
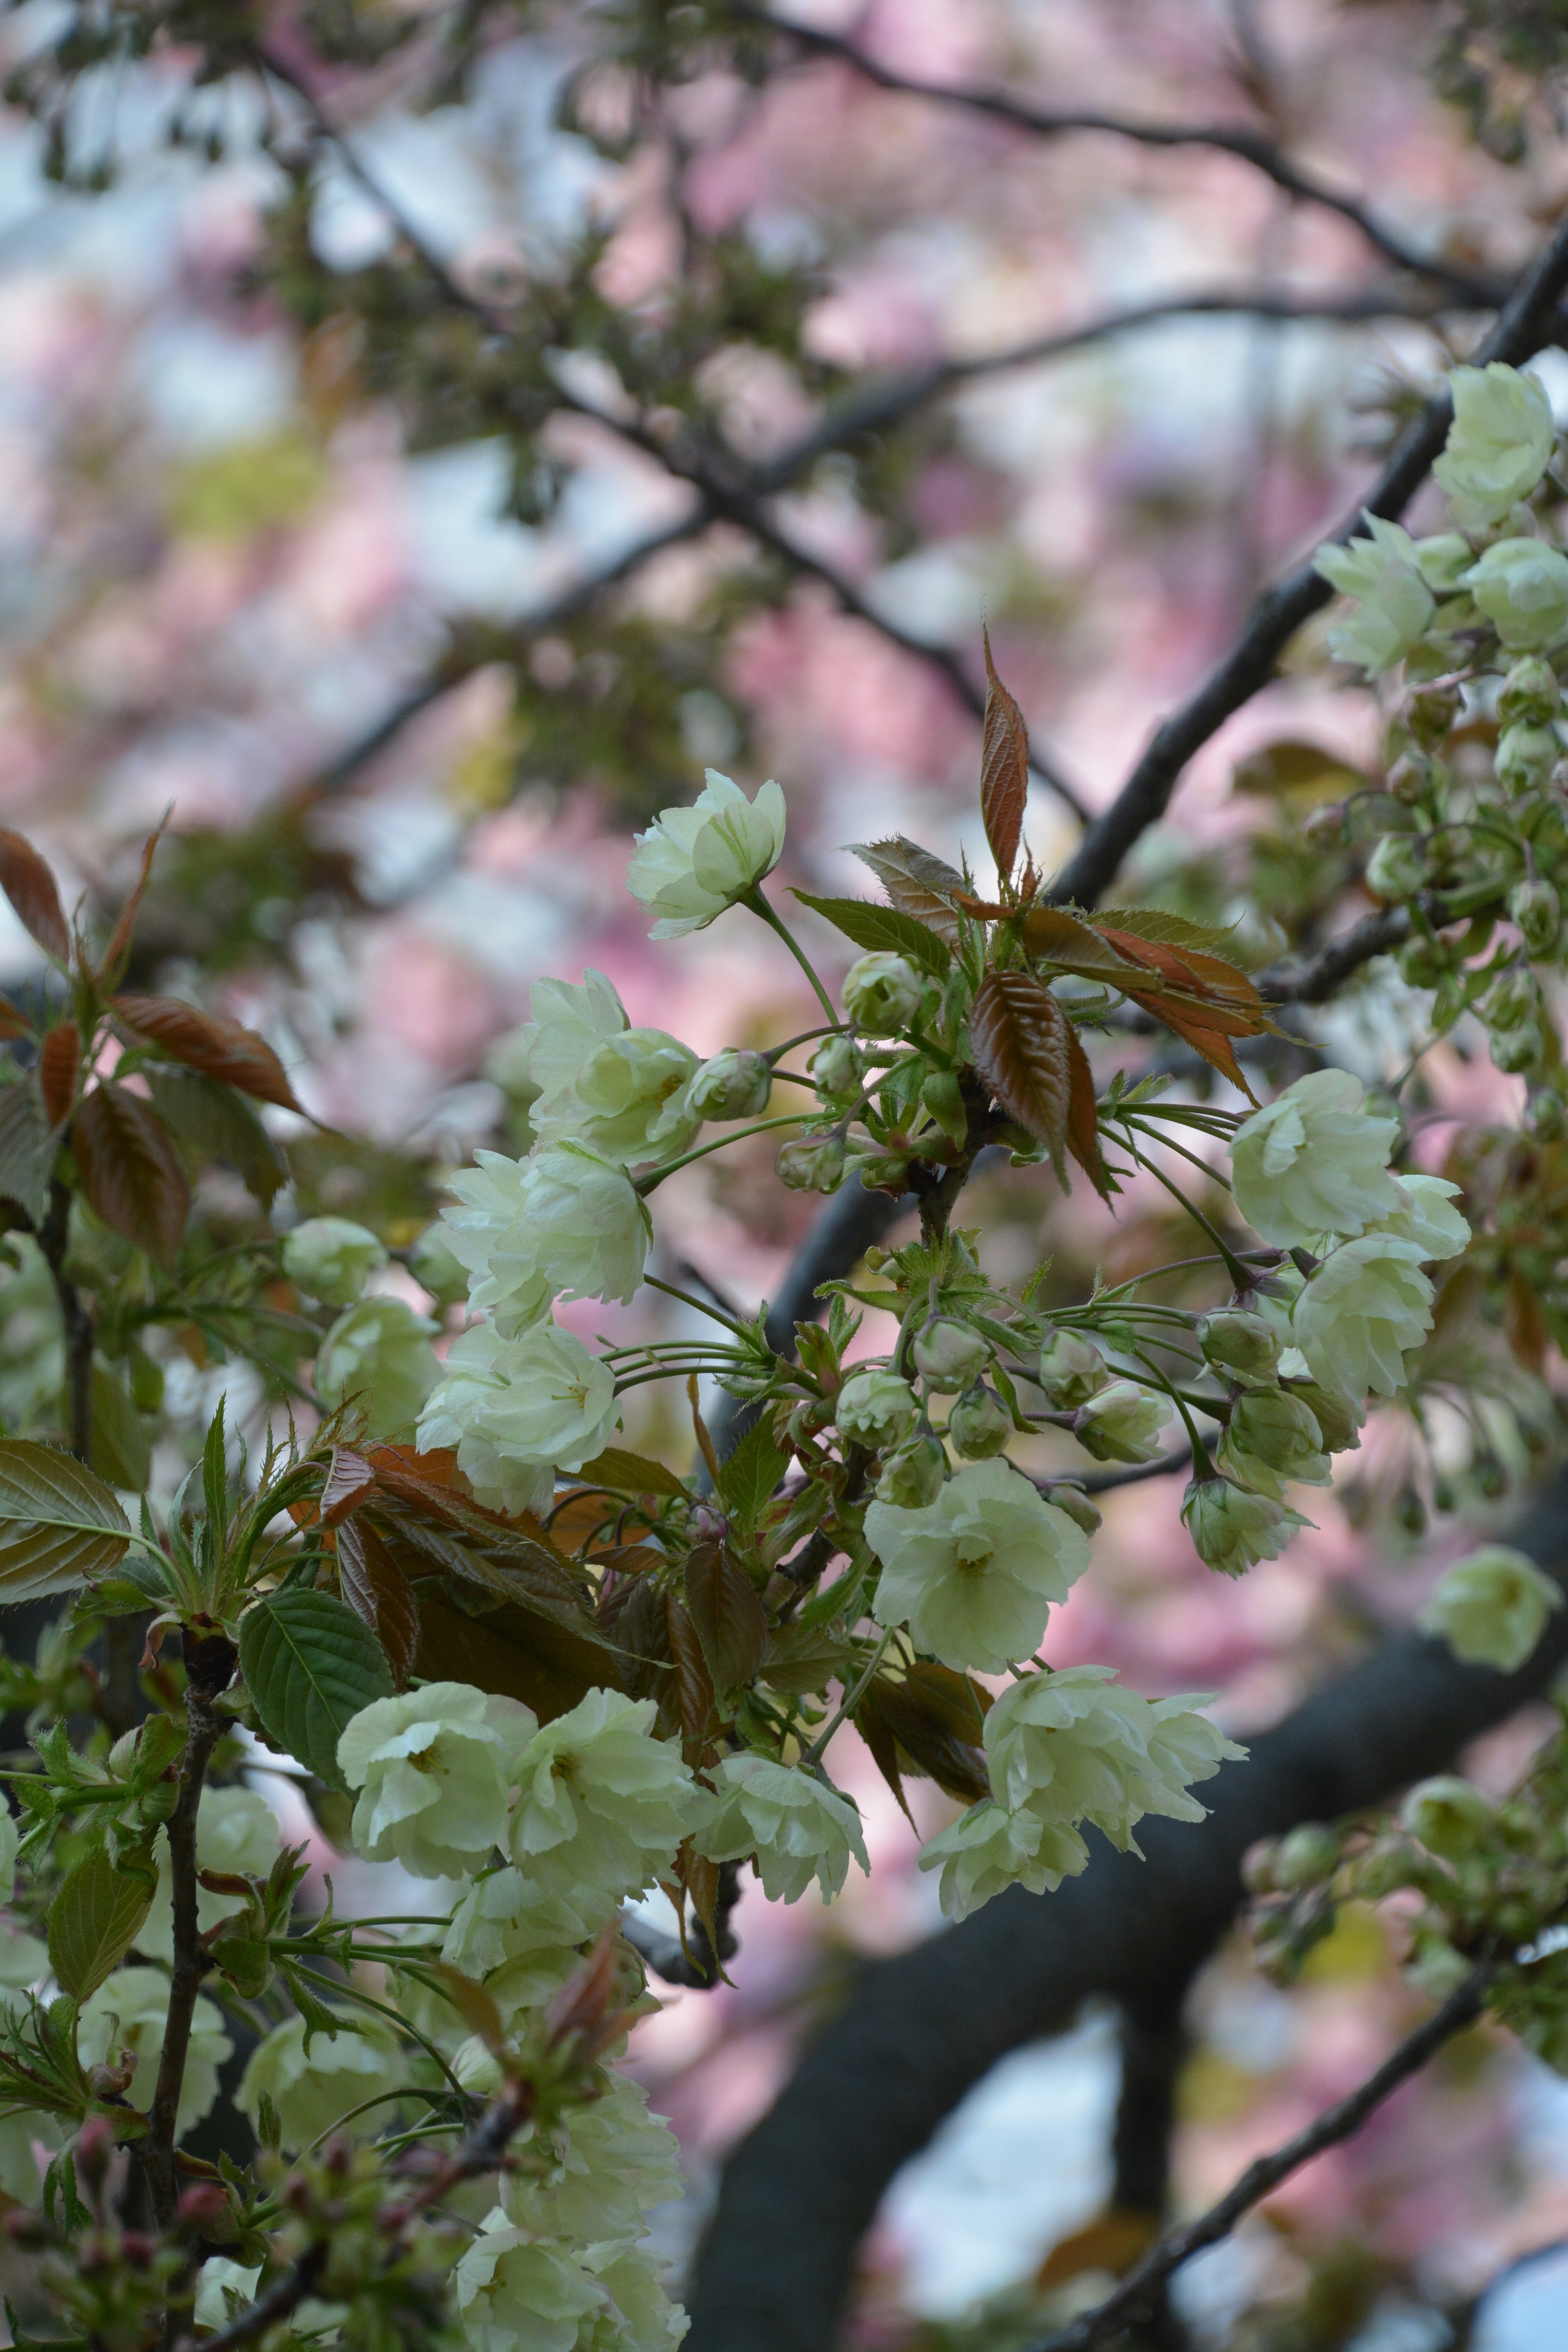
1117,1129,1252,1291
801,1623,898,1768
641,1272,755,1339
745,886,840,1025
636,1112,812,1193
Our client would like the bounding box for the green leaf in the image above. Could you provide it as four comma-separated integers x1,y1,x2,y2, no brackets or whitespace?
790,891,951,976
717,1419,791,1530
47,1850,154,2000
0,1441,131,1598
571,1446,687,1499
1091,906,1238,951
58,1368,151,1494
238,1586,394,1791
146,1067,288,1208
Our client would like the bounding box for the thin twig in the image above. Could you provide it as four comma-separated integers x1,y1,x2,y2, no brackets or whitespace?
1023,1962,1491,2352
1258,903,1413,1003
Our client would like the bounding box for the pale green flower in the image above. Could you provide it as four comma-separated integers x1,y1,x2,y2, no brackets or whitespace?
79,1967,232,2133
913,1319,990,1391
454,2212,609,2352
698,1754,870,1904
1196,1308,1281,1386
918,1800,1089,1923
518,972,699,1167
1465,536,1568,650
442,1869,608,1978
1182,1477,1306,1577
409,1223,471,1306
139,1784,279,1963
626,769,787,939
1370,1174,1469,1262
418,1319,620,1519
339,1682,537,1880
984,1666,1245,1853
236,2010,403,2151
579,2239,688,2352
834,1367,918,1450
1314,514,1435,673
1230,1070,1401,1248
864,1458,1090,1674
436,1148,650,1337
1292,1232,1435,1399
194,2261,262,2333
506,2074,684,2241
842,951,923,1035
1217,1389,1331,1499
1037,1329,1105,1405
315,1296,440,1439
283,1216,386,1307
510,1690,708,1907
1074,1380,1172,1465
1402,1774,1495,1861
1417,1545,1563,1672
1433,362,1555,526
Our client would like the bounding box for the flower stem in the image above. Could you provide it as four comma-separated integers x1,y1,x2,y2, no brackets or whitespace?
636,1112,812,1194
745,887,841,1025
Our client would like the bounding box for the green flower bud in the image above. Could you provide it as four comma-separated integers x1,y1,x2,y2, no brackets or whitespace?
778,1133,846,1193
1386,755,1426,806
1401,1774,1494,1862
875,1433,947,1508
1044,1483,1102,1537
851,1149,913,1192
1491,1020,1544,1075
920,1067,967,1145
1496,721,1559,795
687,1048,772,1121
1406,684,1462,746
1364,830,1427,904
1481,963,1540,1031
1509,876,1561,957
1500,655,1560,726
1196,1307,1281,1385
409,1224,470,1307
1037,1328,1105,1406
809,1035,863,1100
1527,1087,1567,1140
1398,935,1448,990
1182,1476,1302,1577
1075,1381,1170,1464
913,1319,990,1392
1287,1381,1363,1457
947,1382,1012,1459
1218,1388,1331,1498
1302,801,1346,849
843,952,924,1036
835,1368,918,1450
1274,1822,1341,1890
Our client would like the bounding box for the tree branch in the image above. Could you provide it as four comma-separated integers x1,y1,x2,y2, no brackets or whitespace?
684,1470,1568,2352
1258,904,1413,1004
748,10,1506,307
1028,1963,1490,2352
1051,201,1568,911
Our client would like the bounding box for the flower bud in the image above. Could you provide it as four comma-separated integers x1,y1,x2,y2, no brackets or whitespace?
875,1433,947,1508
1364,830,1427,904
1509,876,1561,957
1386,755,1425,806
1218,1388,1330,1497
852,1148,913,1192
920,1067,967,1144
947,1382,1012,1459
1481,964,1540,1031
177,2182,231,2235
1302,801,1345,849
913,1318,990,1392
1501,655,1561,726
1037,1328,1104,1406
1075,1381,1170,1464
778,1133,846,1193
1406,684,1462,746
1497,721,1559,795
1274,1822,1341,1890
809,1035,862,1100
835,1368,918,1450
1181,1476,1301,1576
1491,1020,1544,1076
1196,1307,1281,1385
1401,1774,1494,1862
1398,935,1447,989
843,952,924,1036
687,1048,772,1122
408,1222,470,1307
283,1216,388,1308
1288,1381,1363,1457
1044,1483,1102,1537
1527,1086,1567,1140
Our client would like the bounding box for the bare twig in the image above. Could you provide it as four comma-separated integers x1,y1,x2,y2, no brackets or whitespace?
1025,1963,1491,2352
748,10,1505,306
186,2243,329,2352
1259,904,1413,1004
1051,201,1568,910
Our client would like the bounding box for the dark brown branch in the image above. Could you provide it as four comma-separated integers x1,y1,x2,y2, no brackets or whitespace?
38,1175,91,1465
1028,1964,1490,2352
748,11,1505,307
1051,201,1568,911
184,2241,328,2352
1259,904,1413,1004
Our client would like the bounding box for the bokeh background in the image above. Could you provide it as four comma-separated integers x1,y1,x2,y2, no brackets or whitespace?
4,0,1568,2343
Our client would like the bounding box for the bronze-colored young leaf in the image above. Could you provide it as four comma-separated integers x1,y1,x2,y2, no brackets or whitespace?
855,1665,991,1809
850,837,965,943
98,819,169,989
0,996,30,1042
320,1445,376,1527
980,630,1028,888
37,1022,79,1131
0,1074,55,1224
969,967,1073,1179
336,1516,420,1690
0,831,69,964
666,1594,716,1764
572,1445,688,1499
413,1584,620,1722
1062,1019,1114,1202
145,1067,289,1209
684,1540,768,1698
73,1082,191,1266
0,1438,131,1597
760,1620,851,1697
111,994,303,1113
1020,907,1147,987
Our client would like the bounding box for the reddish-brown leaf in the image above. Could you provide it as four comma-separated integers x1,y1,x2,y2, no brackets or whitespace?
850,837,966,943
1098,930,1269,1035
1020,906,1147,987
855,1666,991,1809
0,831,69,964
98,819,169,988
72,1082,190,1265
953,891,1007,920
980,630,1028,887
1062,1018,1114,1201
1125,993,1260,1102
111,994,303,1113
1506,1268,1550,1372
969,968,1073,1178
665,1595,715,1766
676,1839,722,1961
336,1516,420,1688
0,998,30,1042
321,1445,376,1527
38,1023,79,1131
684,1540,768,1699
